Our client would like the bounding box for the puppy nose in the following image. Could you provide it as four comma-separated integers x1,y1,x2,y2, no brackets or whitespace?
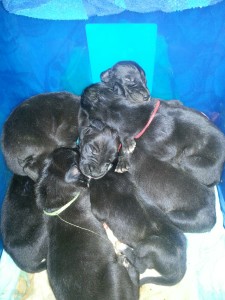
88,165,94,174
142,90,150,101
80,173,89,182
80,175,90,187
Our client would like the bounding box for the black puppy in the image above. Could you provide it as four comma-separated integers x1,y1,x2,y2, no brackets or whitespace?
78,125,216,233
80,61,182,156
79,82,225,186
36,148,138,300
89,168,187,286
1,174,47,273
79,123,120,179
1,92,80,181
36,147,186,287
101,60,182,106
101,61,150,103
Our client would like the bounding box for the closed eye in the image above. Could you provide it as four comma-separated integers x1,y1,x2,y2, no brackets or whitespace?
124,77,134,82
92,148,99,155
124,78,137,87
86,144,99,155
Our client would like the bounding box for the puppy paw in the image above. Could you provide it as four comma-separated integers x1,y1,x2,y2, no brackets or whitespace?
122,138,136,154
115,156,130,173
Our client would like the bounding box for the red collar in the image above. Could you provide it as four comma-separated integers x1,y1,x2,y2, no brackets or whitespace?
118,100,160,151
134,100,160,139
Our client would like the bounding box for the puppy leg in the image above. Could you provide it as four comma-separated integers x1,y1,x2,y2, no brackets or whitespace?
132,236,186,286
122,137,136,154
172,141,225,186
103,223,138,286
18,153,46,181
115,154,130,173
167,204,216,233
115,137,136,173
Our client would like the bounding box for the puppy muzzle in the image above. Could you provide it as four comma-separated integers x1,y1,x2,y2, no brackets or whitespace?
79,174,91,187
80,162,112,179
127,87,150,102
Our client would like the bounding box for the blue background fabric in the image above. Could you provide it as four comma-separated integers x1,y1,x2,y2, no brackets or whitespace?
0,0,225,250
1,0,224,19
86,23,157,91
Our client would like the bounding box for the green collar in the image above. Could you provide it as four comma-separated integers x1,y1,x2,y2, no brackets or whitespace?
43,192,80,216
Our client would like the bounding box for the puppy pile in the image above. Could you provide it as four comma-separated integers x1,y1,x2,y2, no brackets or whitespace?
1,61,225,300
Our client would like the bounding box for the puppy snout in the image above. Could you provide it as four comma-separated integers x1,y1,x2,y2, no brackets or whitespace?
79,174,90,187
143,93,150,101
140,89,150,101
79,162,97,178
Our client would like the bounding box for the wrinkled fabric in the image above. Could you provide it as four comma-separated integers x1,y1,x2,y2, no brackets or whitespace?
1,0,224,19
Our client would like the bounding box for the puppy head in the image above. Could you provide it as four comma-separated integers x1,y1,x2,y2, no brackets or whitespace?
36,148,89,211
79,124,120,179
100,61,150,103
80,82,115,112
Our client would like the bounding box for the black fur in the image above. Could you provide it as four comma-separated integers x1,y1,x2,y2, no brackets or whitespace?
90,169,187,286
100,61,182,106
78,124,120,179
1,175,47,273
101,61,150,103
78,124,216,233
128,148,216,233
36,148,138,300
1,92,80,181
79,82,225,186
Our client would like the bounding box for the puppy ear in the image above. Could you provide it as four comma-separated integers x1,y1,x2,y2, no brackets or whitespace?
65,166,80,183
113,83,125,96
90,119,105,130
79,126,93,140
100,68,111,83
140,68,147,85
78,109,90,129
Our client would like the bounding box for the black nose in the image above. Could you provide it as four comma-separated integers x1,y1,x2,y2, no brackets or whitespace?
79,174,90,187
141,90,150,101
88,165,94,174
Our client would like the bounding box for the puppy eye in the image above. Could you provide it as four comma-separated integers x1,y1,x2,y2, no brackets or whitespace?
86,144,99,155
124,77,132,82
124,78,136,87
92,148,99,155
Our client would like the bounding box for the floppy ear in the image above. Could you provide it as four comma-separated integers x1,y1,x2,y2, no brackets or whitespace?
100,68,111,83
90,119,106,130
79,125,93,138
140,68,147,84
65,165,80,183
78,109,90,129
